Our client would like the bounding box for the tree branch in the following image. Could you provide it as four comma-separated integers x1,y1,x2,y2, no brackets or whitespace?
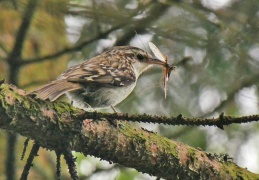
0,83,258,179
19,25,123,66
9,0,38,62
19,1,169,66
114,3,170,46
5,1,39,180
202,74,259,118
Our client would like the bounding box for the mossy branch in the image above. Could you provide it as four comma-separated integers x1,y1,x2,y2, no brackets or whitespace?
0,83,258,179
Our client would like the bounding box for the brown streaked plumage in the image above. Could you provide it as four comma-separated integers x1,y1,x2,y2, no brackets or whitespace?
30,46,166,110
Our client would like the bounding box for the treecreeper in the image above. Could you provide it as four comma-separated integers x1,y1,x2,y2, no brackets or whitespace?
30,46,172,110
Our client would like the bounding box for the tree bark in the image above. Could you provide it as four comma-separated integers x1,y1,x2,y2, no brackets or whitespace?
0,83,258,179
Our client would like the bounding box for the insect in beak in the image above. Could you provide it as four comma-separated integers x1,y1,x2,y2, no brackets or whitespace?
162,63,176,98
149,42,176,99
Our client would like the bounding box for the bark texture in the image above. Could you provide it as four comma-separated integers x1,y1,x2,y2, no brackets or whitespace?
0,83,258,179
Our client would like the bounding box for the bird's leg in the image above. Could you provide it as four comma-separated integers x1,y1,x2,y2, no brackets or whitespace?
110,105,117,113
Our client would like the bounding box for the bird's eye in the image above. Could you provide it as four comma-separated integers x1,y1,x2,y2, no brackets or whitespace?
137,54,144,61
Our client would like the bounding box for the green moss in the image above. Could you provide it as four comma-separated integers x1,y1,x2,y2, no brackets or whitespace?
188,148,196,157
22,99,31,109
221,163,259,180
118,121,179,158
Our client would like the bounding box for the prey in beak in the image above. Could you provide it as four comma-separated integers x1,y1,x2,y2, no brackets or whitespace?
148,42,176,99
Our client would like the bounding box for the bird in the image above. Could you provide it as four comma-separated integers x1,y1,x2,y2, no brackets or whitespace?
30,46,166,110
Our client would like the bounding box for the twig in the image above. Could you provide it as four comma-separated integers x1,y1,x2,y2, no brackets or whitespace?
5,132,17,180
19,25,123,66
21,138,30,160
20,143,40,180
201,74,259,118
56,151,61,180
63,149,79,180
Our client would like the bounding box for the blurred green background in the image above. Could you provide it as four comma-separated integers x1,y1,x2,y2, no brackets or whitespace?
1,0,259,179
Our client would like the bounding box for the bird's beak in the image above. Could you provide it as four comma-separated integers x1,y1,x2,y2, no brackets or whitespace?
148,58,167,66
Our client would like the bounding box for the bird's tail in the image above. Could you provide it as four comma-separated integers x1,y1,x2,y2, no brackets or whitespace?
29,81,81,101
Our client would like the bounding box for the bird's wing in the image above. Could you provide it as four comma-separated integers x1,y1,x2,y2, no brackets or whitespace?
57,55,136,87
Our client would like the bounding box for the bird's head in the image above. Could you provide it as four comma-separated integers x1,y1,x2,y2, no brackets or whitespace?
111,46,165,77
